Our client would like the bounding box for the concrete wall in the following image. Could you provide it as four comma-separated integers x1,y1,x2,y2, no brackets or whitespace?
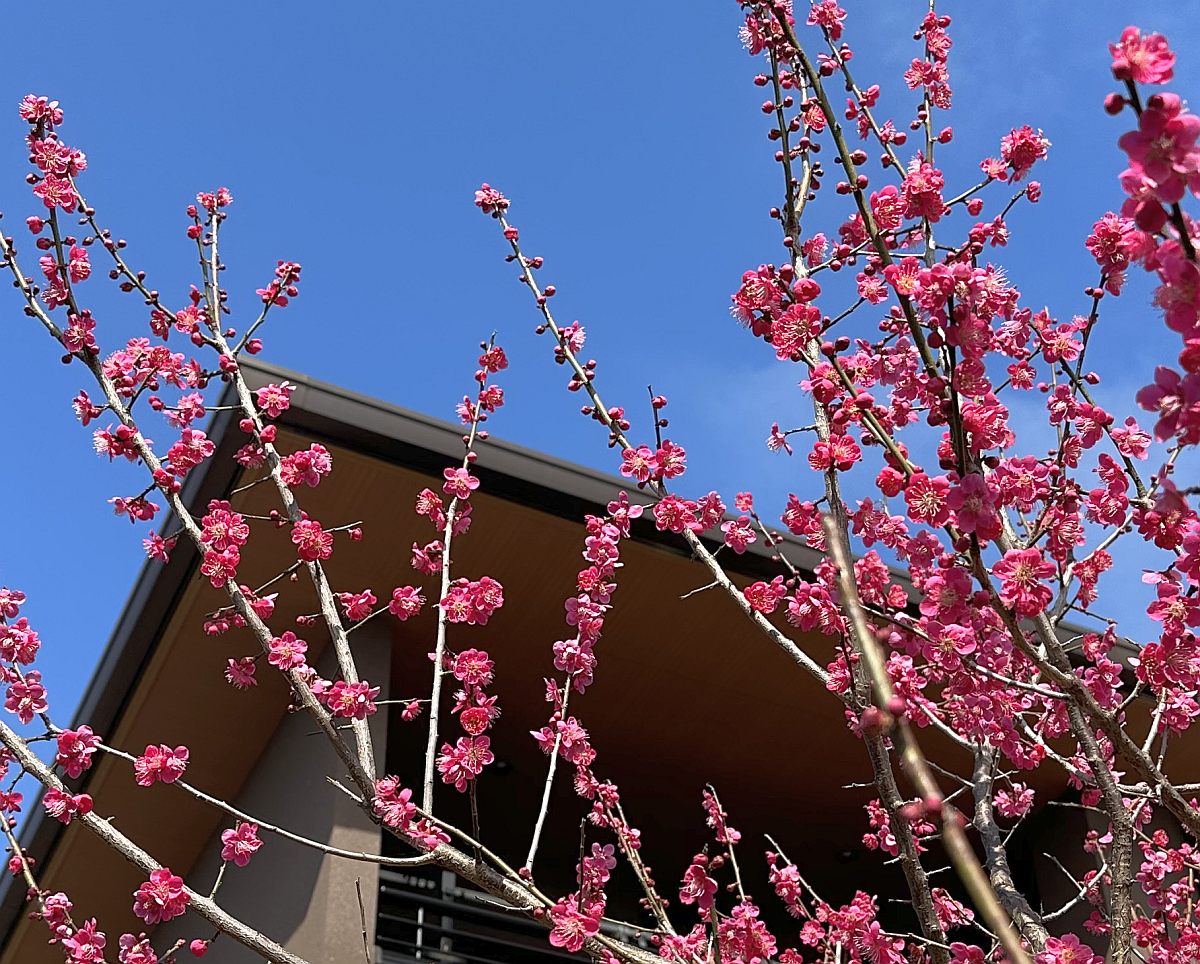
154,622,391,963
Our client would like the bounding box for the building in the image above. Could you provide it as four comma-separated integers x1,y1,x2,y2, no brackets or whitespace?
0,362,1123,962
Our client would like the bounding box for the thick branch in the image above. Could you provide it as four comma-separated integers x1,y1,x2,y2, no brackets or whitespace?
825,516,1032,964
971,747,1049,951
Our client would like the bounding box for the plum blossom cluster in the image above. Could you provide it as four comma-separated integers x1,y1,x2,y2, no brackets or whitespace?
371,775,450,852
256,260,302,308
528,494,641,809
407,343,507,579
132,744,189,786
663,793,779,963
0,597,50,731
547,843,617,953
439,577,505,626
619,439,686,486
1064,32,1200,456
28,885,177,964
26,864,201,964
310,659,380,723
220,821,262,868
436,647,500,791
405,343,510,799
131,868,189,926
520,495,666,933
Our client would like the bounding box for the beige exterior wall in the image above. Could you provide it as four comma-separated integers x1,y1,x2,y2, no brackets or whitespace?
153,623,391,963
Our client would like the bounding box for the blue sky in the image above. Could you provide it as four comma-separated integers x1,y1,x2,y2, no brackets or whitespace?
1,2,1198,728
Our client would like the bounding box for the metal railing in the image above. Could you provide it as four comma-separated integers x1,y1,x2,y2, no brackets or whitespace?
376,868,652,964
